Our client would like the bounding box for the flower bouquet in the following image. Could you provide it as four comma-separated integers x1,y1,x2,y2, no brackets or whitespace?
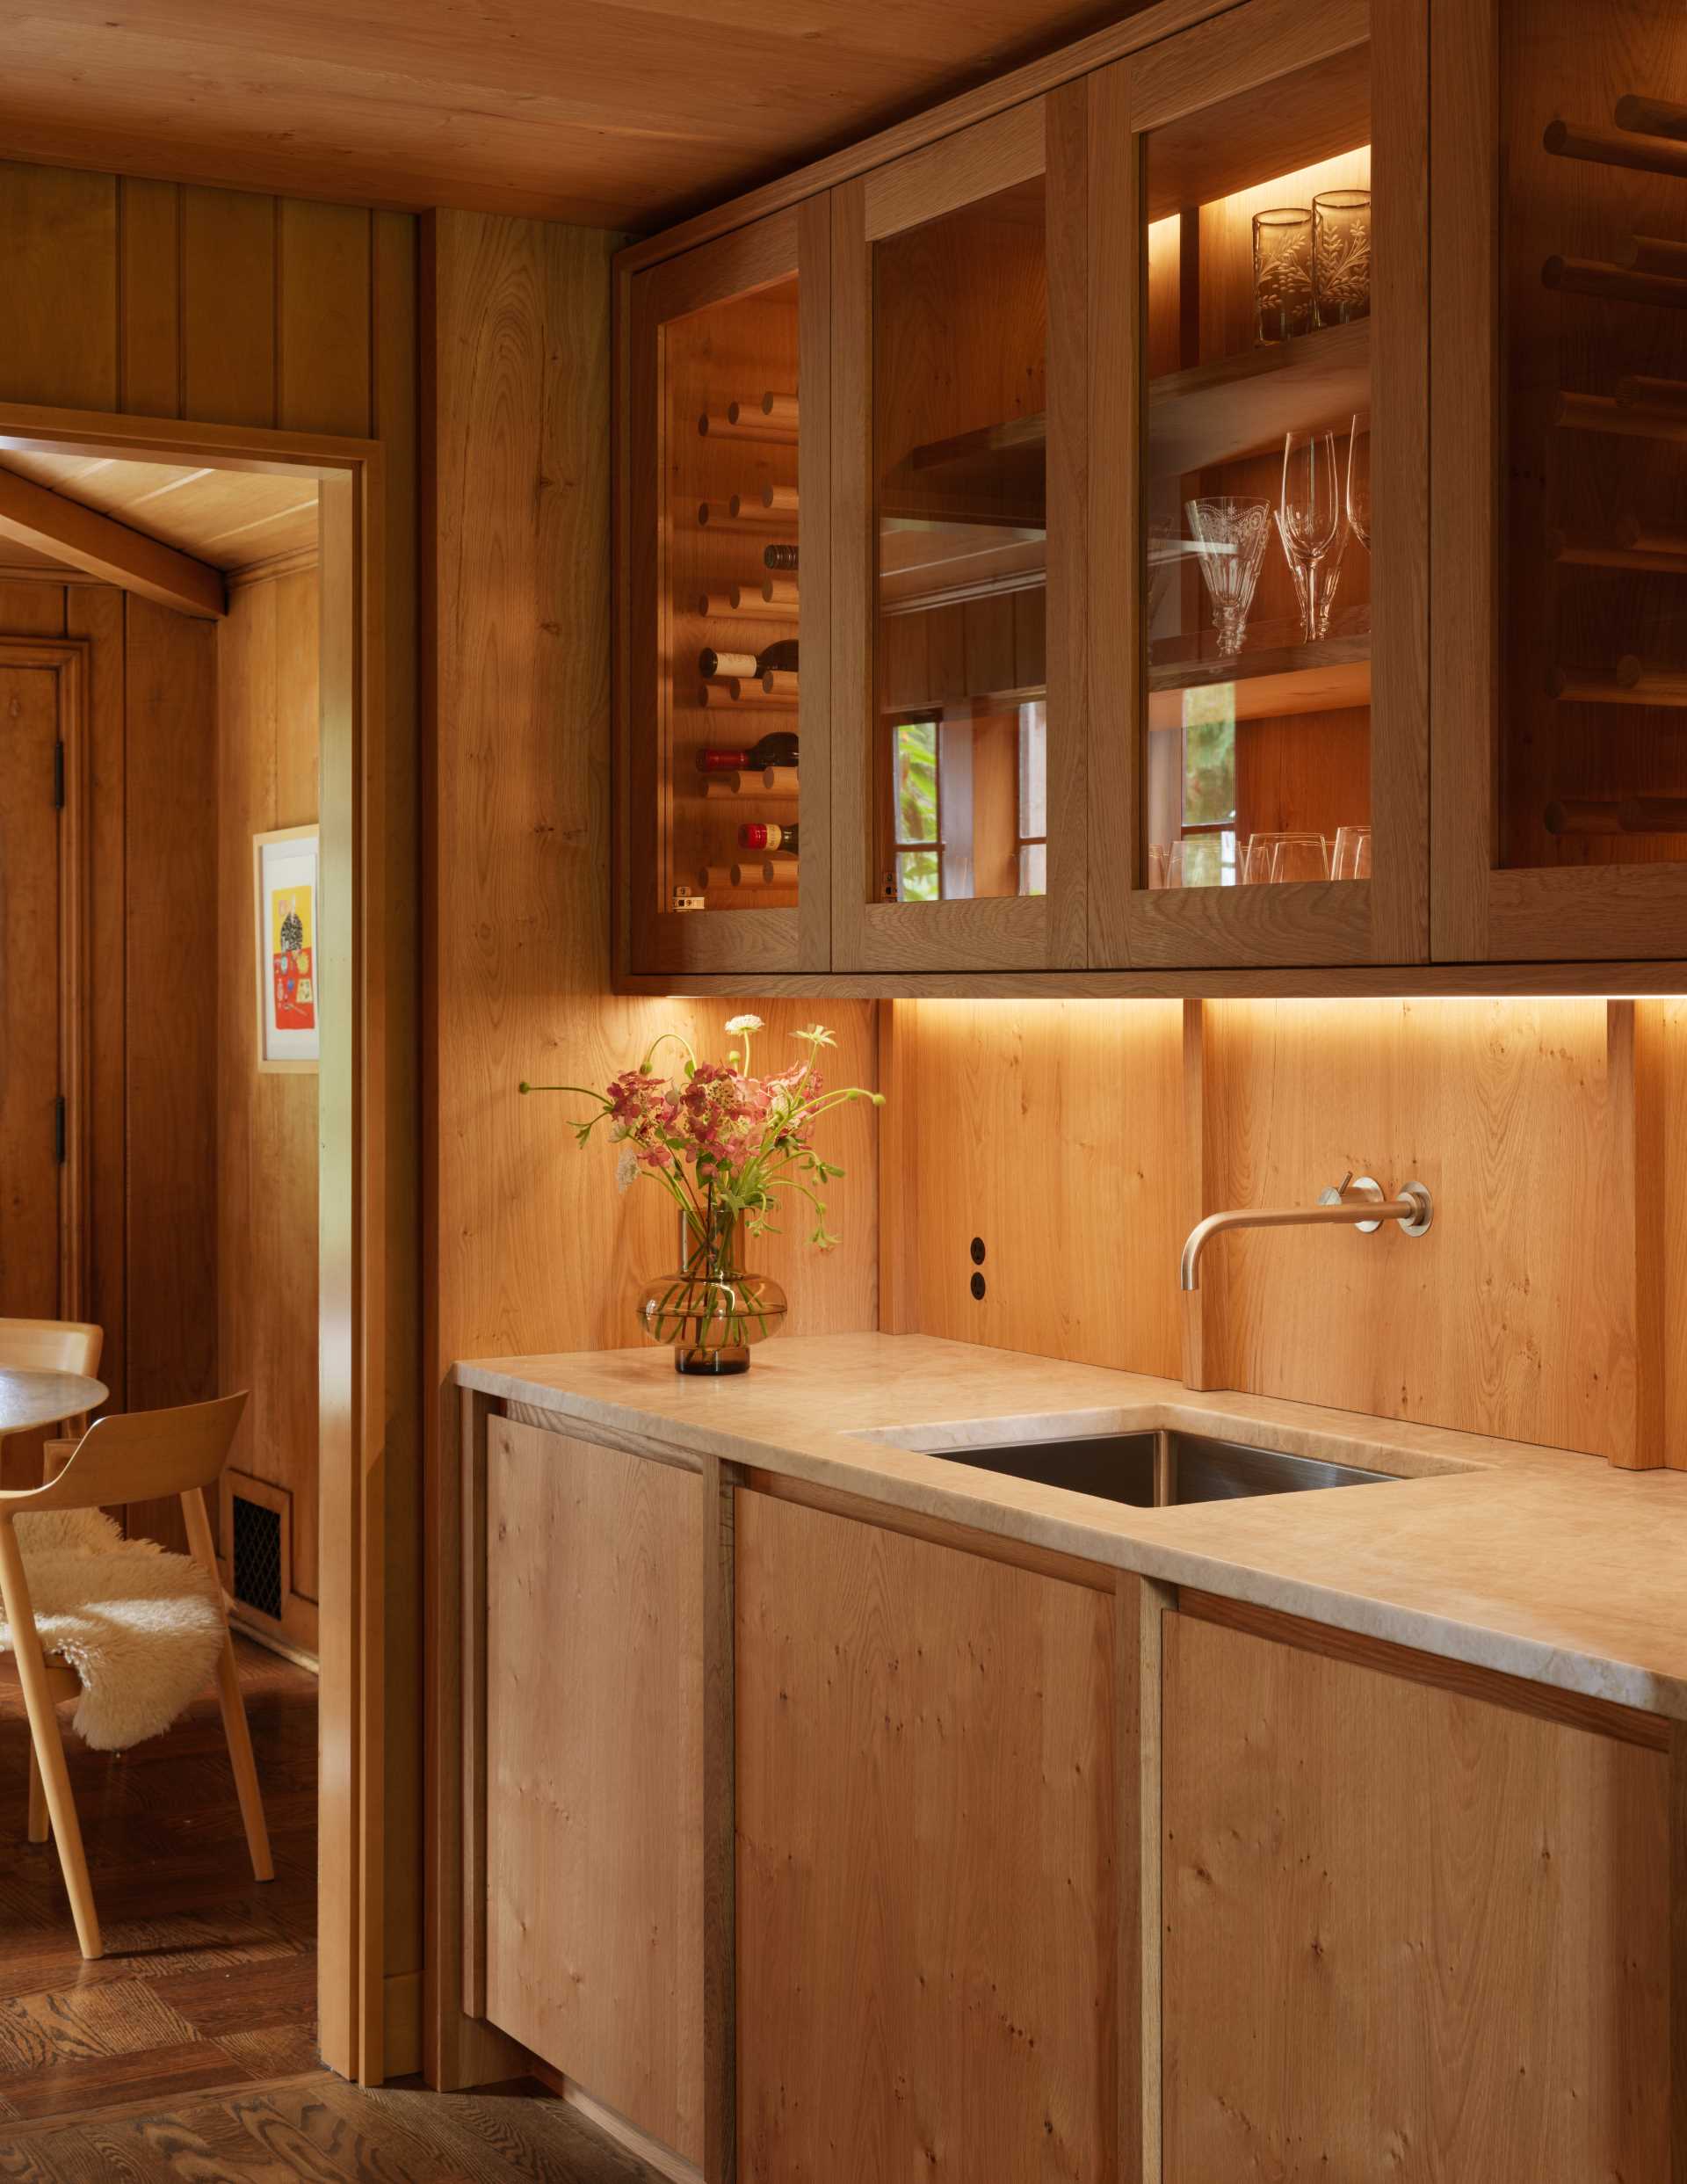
522,1015,882,1374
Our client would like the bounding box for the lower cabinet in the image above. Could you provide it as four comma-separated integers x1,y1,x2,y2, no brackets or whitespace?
734,1485,1122,2181
1162,1604,1677,2182
481,1418,706,2165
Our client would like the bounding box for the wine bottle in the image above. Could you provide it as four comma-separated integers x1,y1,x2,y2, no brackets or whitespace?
738,822,798,854
697,730,799,774
764,543,799,573
699,647,757,680
755,639,799,676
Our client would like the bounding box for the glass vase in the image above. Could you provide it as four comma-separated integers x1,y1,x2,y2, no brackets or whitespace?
637,1204,787,1375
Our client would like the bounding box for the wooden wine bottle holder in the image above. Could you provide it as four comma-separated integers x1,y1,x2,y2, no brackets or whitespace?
662,300,800,913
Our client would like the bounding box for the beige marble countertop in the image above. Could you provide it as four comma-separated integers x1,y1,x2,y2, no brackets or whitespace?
455,1333,1687,1721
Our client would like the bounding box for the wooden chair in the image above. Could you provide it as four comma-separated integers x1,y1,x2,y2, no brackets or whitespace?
0,1391,272,1959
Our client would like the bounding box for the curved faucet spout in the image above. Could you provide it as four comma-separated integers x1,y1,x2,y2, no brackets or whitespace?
1180,1182,1433,1292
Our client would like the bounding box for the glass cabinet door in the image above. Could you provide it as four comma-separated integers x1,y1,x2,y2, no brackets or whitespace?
1435,0,1687,961
623,205,828,976
1090,0,1428,969
830,96,1088,972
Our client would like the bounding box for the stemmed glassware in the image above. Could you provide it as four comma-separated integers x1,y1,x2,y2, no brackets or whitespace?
1184,496,1271,658
1345,417,1372,551
1276,429,1345,642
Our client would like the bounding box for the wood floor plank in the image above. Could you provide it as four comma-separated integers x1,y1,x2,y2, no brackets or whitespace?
0,1979,200,2073
0,2040,251,2122
148,1955,317,2041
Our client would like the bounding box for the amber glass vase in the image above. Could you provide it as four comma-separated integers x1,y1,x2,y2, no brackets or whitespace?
637,1203,788,1375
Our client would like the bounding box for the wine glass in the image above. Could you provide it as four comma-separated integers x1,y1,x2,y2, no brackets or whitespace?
1277,429,1343,642
1333,823,1372,879
1184,497,1271,658
1346,417,1372,551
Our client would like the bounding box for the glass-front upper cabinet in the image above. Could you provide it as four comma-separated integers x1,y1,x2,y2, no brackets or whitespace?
1090,0,1429,969
1435,0,1687,961
622,205,829,976
830,96,1089,971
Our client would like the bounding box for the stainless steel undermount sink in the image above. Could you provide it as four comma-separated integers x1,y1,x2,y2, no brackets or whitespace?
926,1429,1391,1508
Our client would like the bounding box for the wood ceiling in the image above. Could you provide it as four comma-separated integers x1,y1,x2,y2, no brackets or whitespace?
0,0,1151,232
0,453,317,573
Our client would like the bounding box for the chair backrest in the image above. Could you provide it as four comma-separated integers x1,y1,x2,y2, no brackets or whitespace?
4,1392,248,1516
0,1317,103,1380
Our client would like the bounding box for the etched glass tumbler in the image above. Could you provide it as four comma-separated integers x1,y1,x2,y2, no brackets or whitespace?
1184,496,1271,657
1253,207,1314,343
1314,189,1372,326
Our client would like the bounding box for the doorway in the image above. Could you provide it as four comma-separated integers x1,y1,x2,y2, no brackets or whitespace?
0,404,394,2089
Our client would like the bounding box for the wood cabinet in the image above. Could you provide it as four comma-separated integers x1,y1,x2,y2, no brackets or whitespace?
479,1418,706,2164
1434,0,1687,962
1162,1597,1683,2180
616,0,1687,987
735,1485,1124,2180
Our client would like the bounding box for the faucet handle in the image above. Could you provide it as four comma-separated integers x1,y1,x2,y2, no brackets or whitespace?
1319,1172,1356,1206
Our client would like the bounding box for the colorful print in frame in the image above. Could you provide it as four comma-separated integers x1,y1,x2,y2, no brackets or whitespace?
254,824,320,1071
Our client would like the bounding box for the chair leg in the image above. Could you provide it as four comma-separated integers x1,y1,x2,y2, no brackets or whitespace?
26,1740,47,1844
0,1522,100,1958
181,1488,273,1883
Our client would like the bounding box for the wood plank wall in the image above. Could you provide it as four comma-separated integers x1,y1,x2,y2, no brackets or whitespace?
0,577,217,1547
0,158,424,2047
888,995,1687,1468
218,567,322,1651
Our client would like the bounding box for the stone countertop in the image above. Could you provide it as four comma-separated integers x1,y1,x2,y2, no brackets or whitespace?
455,1333,1687,1721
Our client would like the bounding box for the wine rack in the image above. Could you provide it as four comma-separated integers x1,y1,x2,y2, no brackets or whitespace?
1506,0,1687,869
661,275,800,915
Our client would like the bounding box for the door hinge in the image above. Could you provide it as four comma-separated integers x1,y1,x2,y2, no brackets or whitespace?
54,1096,66,1165
53,741,64,809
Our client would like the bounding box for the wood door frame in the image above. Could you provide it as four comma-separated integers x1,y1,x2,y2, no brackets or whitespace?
0,400,389,2085
0,635,90,1321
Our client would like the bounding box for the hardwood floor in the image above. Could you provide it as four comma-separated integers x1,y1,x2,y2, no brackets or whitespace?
0,1639,662,2180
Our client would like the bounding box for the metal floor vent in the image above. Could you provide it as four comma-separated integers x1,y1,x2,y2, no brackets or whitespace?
231,1491,285,1622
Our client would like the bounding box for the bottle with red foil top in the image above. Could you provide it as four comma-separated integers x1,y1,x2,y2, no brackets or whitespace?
737,821,798,855
696,730,800,774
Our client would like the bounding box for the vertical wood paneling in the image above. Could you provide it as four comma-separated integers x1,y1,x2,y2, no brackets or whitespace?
123,596,218,1548
0,165,118,410
119,178,182,418
181,187,277,429
279,200,373,436
374,205,424,2003
0,582,67,638
65,586,127,1420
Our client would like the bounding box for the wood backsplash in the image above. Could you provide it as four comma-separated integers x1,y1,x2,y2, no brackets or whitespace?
882,995,1684,1468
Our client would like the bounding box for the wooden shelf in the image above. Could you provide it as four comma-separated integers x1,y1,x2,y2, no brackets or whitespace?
879,525,1046,613
1148,628,1371,729
882,413,1046,528
1148,318,1371,477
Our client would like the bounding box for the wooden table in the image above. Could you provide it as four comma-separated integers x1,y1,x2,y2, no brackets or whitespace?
0,1369,107,1440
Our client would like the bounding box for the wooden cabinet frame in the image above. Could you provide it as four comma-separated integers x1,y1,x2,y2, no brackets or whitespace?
1430,2,1687,963
829,94,1090,972
621,203,832,978
1089,0,1430,971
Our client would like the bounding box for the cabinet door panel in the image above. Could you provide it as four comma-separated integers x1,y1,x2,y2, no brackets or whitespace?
735,1489,1117,2180
1090,0,1430,969
1435,0,1687,960
1162,1610,1672,2180
624,202,829,976
484,1419,705,2163
831,91,1089,972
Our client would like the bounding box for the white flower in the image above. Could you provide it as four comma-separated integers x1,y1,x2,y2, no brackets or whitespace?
725,1012,765,1035
615,1143,639,1193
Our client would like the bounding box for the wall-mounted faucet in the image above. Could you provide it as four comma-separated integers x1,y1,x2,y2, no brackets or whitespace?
1180,1172,1434,1292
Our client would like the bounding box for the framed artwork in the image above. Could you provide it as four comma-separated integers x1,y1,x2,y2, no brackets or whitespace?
254,824,321,1071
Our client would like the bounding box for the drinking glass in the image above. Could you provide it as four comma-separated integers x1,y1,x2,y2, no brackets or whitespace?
1345,417,1372,551
1253,208,1314,344
1313,189,1372,326
1148,840,1170,889
1277,430,1344,642
1332,823,1372,880
1241,834,1276,885
1167,836,1226,889
1184,496,1271,657
1269,832,1330,882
